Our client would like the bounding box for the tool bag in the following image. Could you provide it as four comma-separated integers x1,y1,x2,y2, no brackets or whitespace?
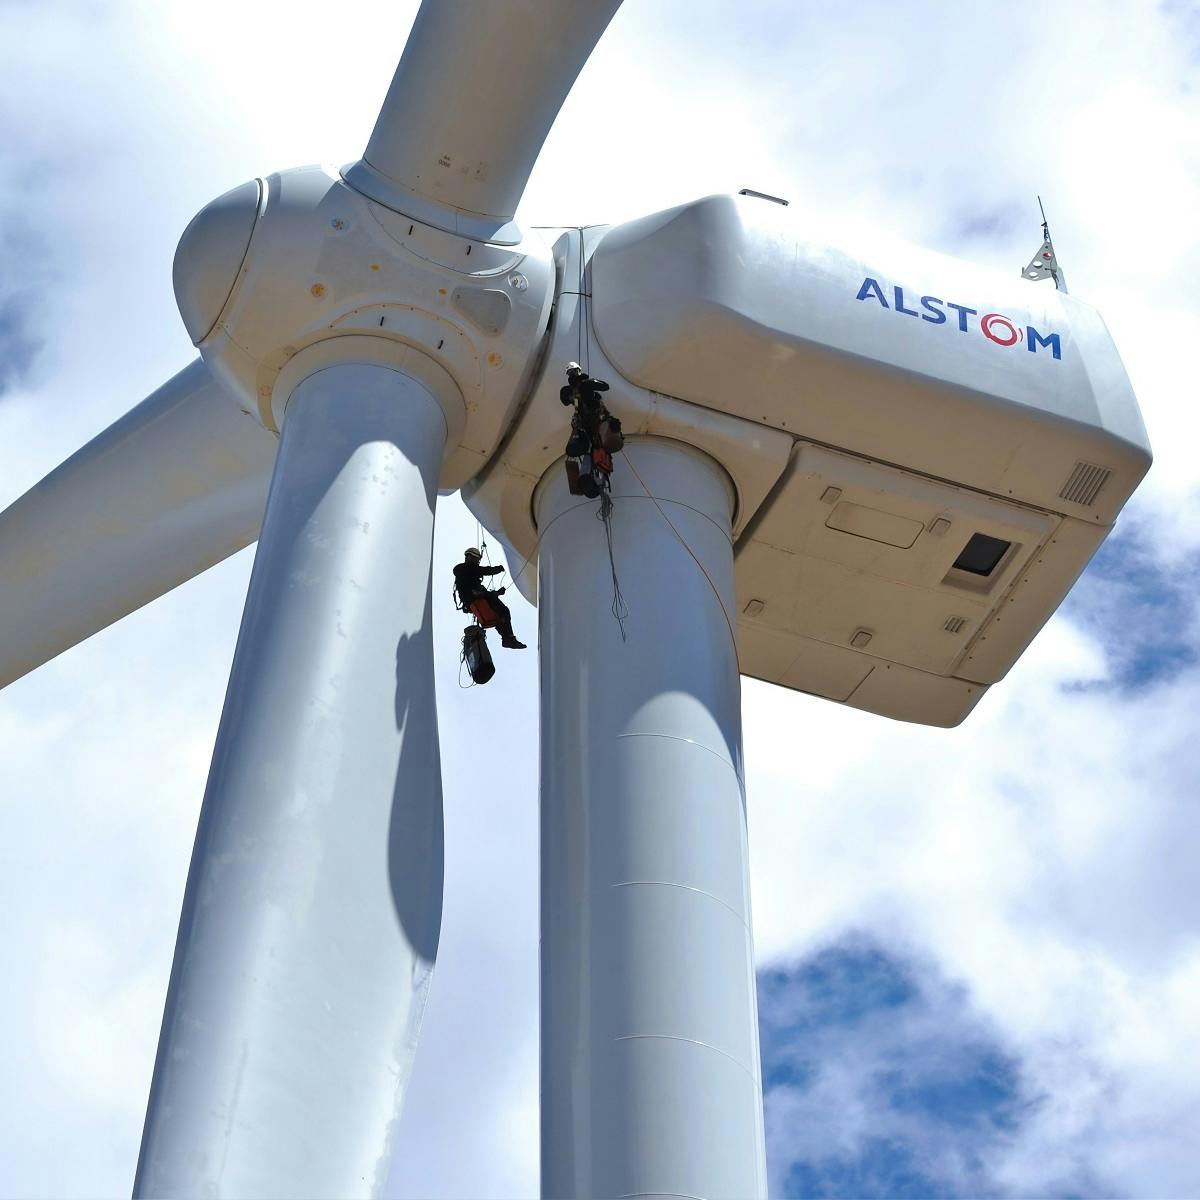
468,596,500,628
598,414,624,453
462,624,496,685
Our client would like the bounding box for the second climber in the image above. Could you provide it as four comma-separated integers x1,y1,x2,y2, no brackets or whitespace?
453,547,527,649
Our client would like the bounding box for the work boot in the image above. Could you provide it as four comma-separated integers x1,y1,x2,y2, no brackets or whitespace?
501,636,527,650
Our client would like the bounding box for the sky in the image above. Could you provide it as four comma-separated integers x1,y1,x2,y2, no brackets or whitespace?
1,1,1199,1197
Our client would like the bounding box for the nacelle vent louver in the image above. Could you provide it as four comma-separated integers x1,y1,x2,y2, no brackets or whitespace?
1059,461,1112,508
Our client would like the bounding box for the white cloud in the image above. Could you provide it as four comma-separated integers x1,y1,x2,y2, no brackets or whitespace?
745,610,1200,1196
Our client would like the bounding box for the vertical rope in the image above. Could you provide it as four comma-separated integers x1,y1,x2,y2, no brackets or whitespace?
576,227,591,374
597,490,629,641
622,451,741,672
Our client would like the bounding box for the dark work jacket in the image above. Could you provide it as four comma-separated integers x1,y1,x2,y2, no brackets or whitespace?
454,561,502,609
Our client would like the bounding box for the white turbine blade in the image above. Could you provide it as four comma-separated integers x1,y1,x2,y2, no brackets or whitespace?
135,363,447,1199
0,360,278,689
355,0,622,228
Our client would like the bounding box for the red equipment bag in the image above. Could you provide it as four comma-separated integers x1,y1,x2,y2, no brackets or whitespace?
469,597,499,628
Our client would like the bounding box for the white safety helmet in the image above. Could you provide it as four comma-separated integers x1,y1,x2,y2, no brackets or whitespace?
464,547,482,560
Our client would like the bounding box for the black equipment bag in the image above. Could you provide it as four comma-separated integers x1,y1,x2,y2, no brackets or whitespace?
462,624,496,685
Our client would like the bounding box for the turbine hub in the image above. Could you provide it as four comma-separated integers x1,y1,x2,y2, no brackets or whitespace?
172,165,555,493
173,179,261,344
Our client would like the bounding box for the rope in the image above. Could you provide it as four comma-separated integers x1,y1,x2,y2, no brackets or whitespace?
596,490,629,641
576,228,591,374
491,451,738,668
621,450,742,672
457,640,477,688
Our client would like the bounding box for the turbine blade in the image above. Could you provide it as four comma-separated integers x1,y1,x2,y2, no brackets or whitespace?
0,360,278,689
134,363,446,1198
351,0,622,232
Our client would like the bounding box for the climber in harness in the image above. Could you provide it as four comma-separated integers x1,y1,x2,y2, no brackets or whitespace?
454,548,527,650
560,362,623,497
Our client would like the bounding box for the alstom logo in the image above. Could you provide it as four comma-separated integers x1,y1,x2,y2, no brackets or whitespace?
855,277,1062,360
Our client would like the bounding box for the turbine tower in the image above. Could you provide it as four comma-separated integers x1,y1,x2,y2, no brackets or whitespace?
0,3,1150,1198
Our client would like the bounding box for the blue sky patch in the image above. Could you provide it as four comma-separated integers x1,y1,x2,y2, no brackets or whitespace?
0,214,50,400
1062,525,1200,692
0,293,43,398
758,937,1098,1198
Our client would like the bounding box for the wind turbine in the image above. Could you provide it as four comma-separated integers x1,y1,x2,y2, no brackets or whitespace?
0,2,1150,1199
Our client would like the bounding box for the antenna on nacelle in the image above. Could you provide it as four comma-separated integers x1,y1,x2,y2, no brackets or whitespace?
1022,194,1068,293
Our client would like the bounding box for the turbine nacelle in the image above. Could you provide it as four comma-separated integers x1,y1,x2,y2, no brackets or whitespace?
465,194,1152,727
172,164,555,489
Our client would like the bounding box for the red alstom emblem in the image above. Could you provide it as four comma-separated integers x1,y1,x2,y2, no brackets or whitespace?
981,312,1020,347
